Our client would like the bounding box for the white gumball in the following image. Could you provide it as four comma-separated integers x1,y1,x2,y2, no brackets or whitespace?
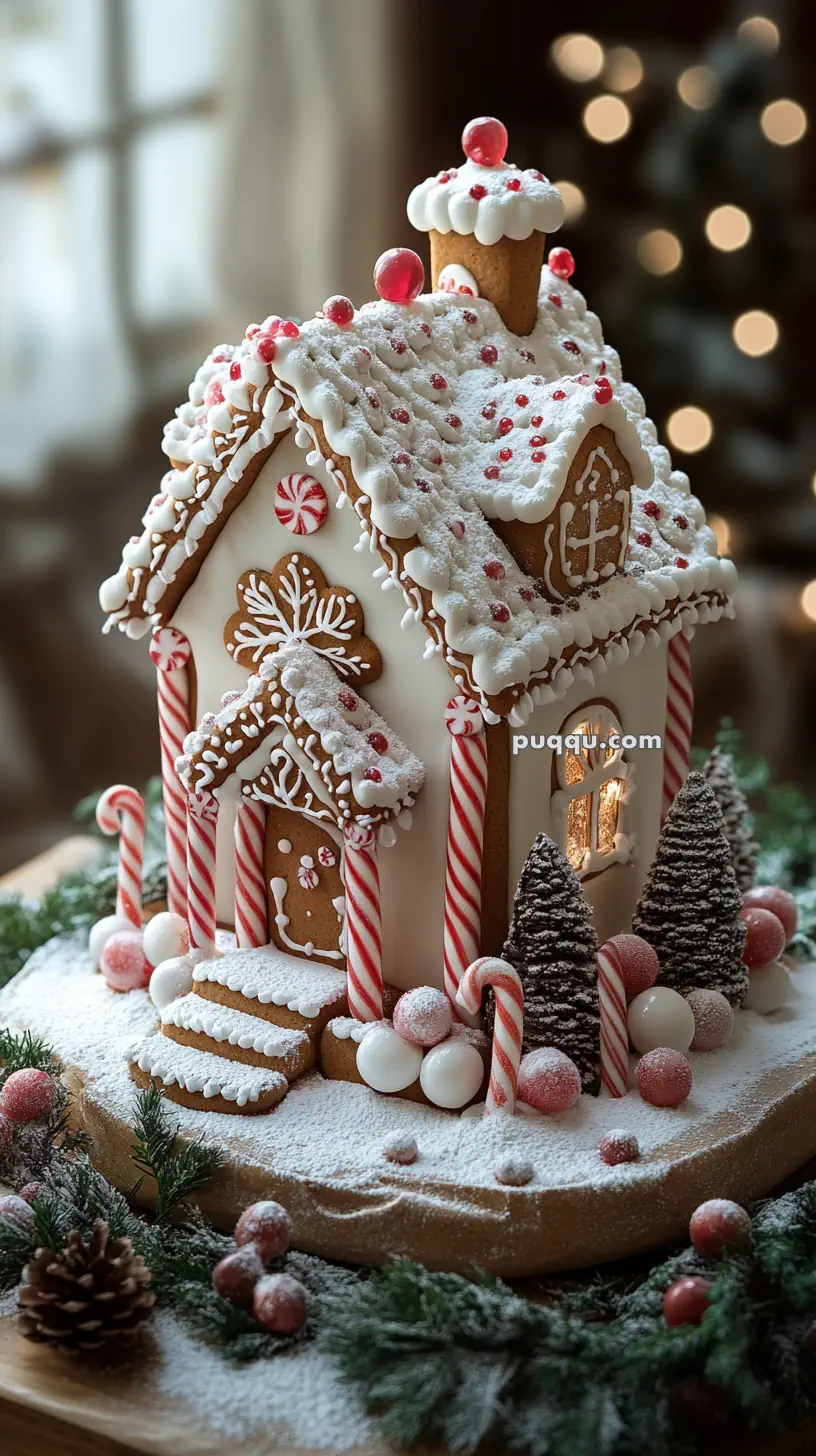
743,961,789,1014
419,1040,484,1109
143,911,189,968
89,914,133,967
149,955,195,1011
627,986,695,1055
355,1026,423,1094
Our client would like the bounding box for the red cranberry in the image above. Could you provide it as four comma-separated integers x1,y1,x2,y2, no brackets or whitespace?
445,413,462,429
469,183,488,201
430,373,448,390
553,389,566,401
484,465,500,480
515,394,529,407
256,334,277,363
483,559,505,581
364,768,382,783
279,321,299,338
463,309,477,323
562,340,580,355
549,247,575,280
323,295,354,326
529,435,547,448
548,293,563,308
594,378,613,405
490,602,510,623
367,731,388,754
636,531,652,547
506,177,522,191
675,556,689,568
531,414,543,427
389,407,410,424
643,500,661,519
673,513,689,529
499,447,513,461
229,361,241,380
338,688,359,712
498,417,513,436
531,450,546,463
480,344,498,365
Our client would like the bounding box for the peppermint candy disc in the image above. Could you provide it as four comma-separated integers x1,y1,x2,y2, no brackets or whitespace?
317,845,337,867
343,822,376,852
445,696,483,738
188,790,219,823
274,473,328,536
150,626,191,672
298,866,319,890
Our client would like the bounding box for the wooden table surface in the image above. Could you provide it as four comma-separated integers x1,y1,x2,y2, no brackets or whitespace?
1,840,815,1455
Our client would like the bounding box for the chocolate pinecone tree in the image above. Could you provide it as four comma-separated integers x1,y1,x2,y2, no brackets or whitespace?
494,833,600,1095
702,746,758,892
633,772,748,1007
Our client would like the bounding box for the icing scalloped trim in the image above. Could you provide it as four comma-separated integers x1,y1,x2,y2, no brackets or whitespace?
407,161,564,246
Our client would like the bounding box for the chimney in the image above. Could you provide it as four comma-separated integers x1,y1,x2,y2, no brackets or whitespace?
407,117,564,337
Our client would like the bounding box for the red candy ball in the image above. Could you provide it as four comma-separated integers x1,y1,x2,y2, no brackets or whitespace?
252,1272,308,1335
663,1276,711,1327
234,1200,293,1262
742,886,797,946
373,248,425,305
212,1245,265,1308
636,1047,692,1108
594,378,613,405
599,1129,640,1166
740,907,786,968
0,1193,36,1230
392,986,453,1048
549,247,575,281
100,931,150,993
461,116,508,168
689,1198,751,1259
518,1047,582,1113
608,934,659,1001
323,295,354,326
0,1068,55,1124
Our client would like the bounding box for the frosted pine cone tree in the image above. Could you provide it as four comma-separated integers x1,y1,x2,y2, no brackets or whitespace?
633,772,748,1007
492,833,600,1095
702,747,758,892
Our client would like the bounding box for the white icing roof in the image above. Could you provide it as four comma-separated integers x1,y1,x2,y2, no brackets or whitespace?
407,160,564,246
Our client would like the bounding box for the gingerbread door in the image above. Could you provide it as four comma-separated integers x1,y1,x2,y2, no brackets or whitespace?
264,806,346,968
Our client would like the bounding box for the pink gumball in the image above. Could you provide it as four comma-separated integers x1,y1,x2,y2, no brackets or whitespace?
636,1047,692,1108
686,989,733,1052
608,934,659,1001
740,907,786,969
392,987,452,1048
518,1048,581,1114
742,886,797,946
100,931,150,993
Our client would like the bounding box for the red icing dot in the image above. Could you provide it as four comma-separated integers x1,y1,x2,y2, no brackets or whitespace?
599,1130,640,1166
480,344,498,365
483,465,500,480
391,450,411,467
636,532,652,547
563,340,581,355
438,171,451,184
338,688,359,712
531,414,543,427
498,417,513,436
483,559,505,581
549,246,575,280
740,906,785,968
463,309,477,324
527,168,544,181
365,388,381,408
636,1047,692,1108
419,322,432,336
530,434,547,448
499,447,513,461
373,248,425,304
490,602,510,623
256,334,277,363
279,320,299,338
448,519,466,539
445,413,462,429
594,377,613,404
519,348,536,362
673,513,689,529
364,768,382,783
506,177,522,191
430,372,448,390
553,389,566,401
389,407,411,424
416,478,432,493
548,293,563,309
675,556,689,569
515,393,529,407
482,404,496,420
229,361,242,380
390,337,408,354
469,183,488,200
643,500,661,519
323,295,354,326
462,116,508,168
531,450,546,463
367,731,388,754
205,379,224,407
518,1047,582,1113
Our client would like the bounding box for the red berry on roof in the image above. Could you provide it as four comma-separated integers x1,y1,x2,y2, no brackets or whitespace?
256,334,277,363
636,531,652,547
499,447,513,461
462,116,508,168
364,768,382,783
462,309,477,324
506,177,522,192
675,556,689,569
482,405,496,420
389,407,411,424
527,168,544,181
445,413,462,429
548,293,563,309
390,337,408,355
484,465,500,480
430,373,448,391
530,434,547,448
490,602,510,623
673,513,689,529
480,344,498,365
205,379,224,407
367,731,388,754
643,500,660,520
391,450,411,467
594,378,613,405
563,340,581,355
531,414,543,427
373,247,425,304
553,389,566,401
469,183,488,201
419,322,432,336
365,388,381,408
515,394,529,407
416,478,432,493
519,348,535,362
438,171,451,184
280,321,299,338
323,295,354,326
484,559,505,581
498,417,513,436
338,688,360,712
531,450,546,463
519,586,536,602
549,246,575,280
229,361,241,380
448,519,466,539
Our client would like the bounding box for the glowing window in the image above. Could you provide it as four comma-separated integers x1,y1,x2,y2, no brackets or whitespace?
553,705,632,877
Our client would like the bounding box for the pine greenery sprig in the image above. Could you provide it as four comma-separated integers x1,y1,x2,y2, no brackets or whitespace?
130,1085,225,1222
0,1027,58,1078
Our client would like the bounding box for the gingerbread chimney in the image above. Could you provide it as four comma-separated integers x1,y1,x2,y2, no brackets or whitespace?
407,117,564,336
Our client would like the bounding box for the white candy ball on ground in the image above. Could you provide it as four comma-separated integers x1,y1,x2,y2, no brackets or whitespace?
495,1156,533,1187
356,1025,423,1094
627,986,695,1055
143,911,189,967
149,954,195,1010
392,986,453,1047
686,989,733,1051
419,1039,484,1109
89,914,133,967
383,1131,418,1165
742,961,789,1014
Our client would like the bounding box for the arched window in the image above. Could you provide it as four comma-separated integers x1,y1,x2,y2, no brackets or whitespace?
552,703,633,878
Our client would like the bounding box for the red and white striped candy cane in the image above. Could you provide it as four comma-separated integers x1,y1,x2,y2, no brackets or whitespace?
149,627,191,919
234,796,268,948
443,697,488,1017
96,785,145,929
662,630,694,823
342,823,383,1021
186,790,219,953
597,939,629,1098
456,956,523,1114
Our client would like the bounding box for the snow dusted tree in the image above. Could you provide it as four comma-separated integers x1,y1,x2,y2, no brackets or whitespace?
633,772,748,1007
702,746,758,892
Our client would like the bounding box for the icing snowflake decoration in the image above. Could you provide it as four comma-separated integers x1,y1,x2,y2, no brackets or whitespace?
224,552,382,682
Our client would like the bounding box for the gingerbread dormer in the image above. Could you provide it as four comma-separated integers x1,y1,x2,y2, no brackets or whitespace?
408,118,564,335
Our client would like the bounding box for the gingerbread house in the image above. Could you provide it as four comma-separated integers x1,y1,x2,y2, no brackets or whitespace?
99,117,736,1016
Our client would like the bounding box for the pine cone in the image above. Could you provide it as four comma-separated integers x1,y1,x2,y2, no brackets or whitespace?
17,1220,155,1352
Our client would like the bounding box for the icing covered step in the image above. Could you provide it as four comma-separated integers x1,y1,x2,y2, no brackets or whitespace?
129,1033,288,1115
160,993,315,1081
193,946,348,1036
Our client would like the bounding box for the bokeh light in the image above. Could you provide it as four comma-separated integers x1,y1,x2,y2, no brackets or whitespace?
705,204,752,251
708,514,732,555
552,34,605,82
553,180,587,223
738,16,781,52
637,229,683,275
582,95,632,144
677,65,720,110
761,99,807,146
733,310,779,357
604,46,643,93
801,581,816,624
667,406,714,453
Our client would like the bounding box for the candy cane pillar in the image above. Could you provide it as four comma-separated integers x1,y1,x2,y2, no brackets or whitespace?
342,823,384,1021
234,796,268,948
443,697,488,1015
597,940,629,1097
96,785,145,928
149,627,192,918
456,956,524,1115
186,791,219,955
662,630,694,822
